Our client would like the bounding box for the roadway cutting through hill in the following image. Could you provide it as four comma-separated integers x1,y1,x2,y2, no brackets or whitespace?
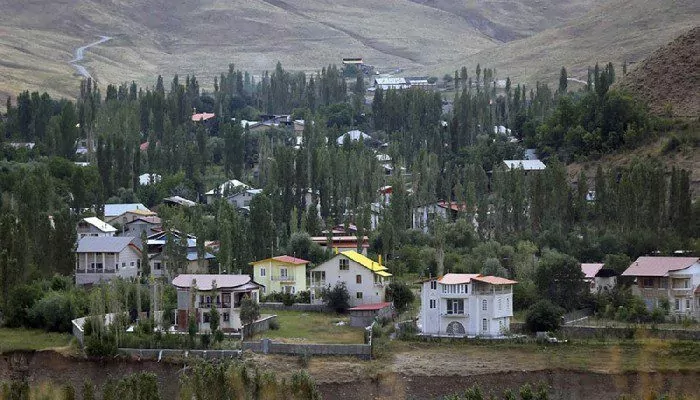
69,35,112,80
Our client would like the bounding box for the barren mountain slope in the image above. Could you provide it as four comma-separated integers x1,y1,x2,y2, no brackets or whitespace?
616,26,700,118
0,0,697,102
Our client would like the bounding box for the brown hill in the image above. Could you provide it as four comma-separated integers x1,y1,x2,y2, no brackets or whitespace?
617,26,700,118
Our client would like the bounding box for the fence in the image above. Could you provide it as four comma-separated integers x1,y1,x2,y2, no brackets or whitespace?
562,309,592,325
510,322,700,340
119,348,242,360
242,339,371,360
259,302,330,312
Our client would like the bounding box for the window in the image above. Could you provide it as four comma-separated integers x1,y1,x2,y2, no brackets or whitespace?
446,299,464,315
506,297,511,311
659,279,668,289
482,319,488,331
641,278,654,288
498,299,502,311
223,313,230,322
155,262,162,270
686,299,691,310
675,299,681,311
339,259,349,270
260,267,266,277
482,299,487,311
356,292,363,299
203,312,210,323
356,275,362,284
280,268,288,278
429,299,436,309
430,281,437,290
130,261,135,266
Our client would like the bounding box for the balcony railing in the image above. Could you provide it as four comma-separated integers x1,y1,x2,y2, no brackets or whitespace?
199,302,232,309
270,275,295,282
309,280,326,288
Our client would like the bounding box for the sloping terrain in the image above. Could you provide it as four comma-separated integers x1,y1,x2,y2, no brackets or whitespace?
0,0,698,102
617,26,700,118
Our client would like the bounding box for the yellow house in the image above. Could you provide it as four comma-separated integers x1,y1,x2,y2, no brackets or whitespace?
251,255,310,295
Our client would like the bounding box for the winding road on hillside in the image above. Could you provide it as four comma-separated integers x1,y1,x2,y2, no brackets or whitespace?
70,36,112,80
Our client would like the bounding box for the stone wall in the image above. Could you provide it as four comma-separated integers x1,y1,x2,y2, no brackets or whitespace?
510,322,700,340
260,302,330,312
242,339,371,360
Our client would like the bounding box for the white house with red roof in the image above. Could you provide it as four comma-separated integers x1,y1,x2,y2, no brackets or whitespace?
172,274,263,332
622,257,700,320
419,273,517,337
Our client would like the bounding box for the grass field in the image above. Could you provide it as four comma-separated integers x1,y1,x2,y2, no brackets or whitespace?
0,328,72,353
251,310,365,344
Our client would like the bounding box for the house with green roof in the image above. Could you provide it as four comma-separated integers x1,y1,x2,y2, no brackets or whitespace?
309,250,392,306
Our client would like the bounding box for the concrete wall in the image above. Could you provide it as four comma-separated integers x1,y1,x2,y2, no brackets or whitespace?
119,348,242,360
260,302,330,312
242,339,371,360
243,315,277,339
510,322,700,340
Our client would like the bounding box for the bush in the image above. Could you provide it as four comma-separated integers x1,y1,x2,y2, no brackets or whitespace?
281,292,295,306
29,291,77,332
268,318,280,330
524,300,564,333
321,282,350,313
385,281,415,314
84,332,117,357
295,290,311,304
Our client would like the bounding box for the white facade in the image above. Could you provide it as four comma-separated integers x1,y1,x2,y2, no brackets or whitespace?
76,217,117,239
419,274,516,337
309,252,392,307
75,243,141,285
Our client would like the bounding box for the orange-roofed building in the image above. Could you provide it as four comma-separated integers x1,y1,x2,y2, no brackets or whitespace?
191,112,215,122
251,255,310,296
419,273,516,337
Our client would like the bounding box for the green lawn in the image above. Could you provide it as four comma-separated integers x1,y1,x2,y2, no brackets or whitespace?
0,328,72,353
251,310,365,344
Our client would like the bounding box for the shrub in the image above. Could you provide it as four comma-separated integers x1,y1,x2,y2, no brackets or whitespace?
85,332,117,357
213,329,225,343
268,318,280,330
385,281,415,314
524,300,564,333
321,282,350,313
295,290,311,304
281,292,295,306
200,333,211,349
29,291,77,332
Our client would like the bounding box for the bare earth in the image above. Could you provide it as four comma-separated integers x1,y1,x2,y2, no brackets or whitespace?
0,0,698,103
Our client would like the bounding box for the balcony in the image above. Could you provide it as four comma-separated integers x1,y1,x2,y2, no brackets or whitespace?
442,312,467,317
270,275,295,282
199,302,232,309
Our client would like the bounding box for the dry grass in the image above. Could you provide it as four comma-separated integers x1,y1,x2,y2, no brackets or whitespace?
0,328,72,353
249,310,365,344
1,0,696,105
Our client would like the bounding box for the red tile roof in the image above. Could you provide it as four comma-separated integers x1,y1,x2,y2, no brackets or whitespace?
250,255,310,265
581,263,605,279
192,112,215,122
348,302,392,311
437,201,469,212
472,276,518,285
438,274,481,284
172,274,256,290
621,257,699,277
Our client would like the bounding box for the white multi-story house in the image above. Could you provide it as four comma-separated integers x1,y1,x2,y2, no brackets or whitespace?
76,217,117,239
419,273,517,337
309,251,392,306
622,257,700,320
75,236,142,285
172,274,263,332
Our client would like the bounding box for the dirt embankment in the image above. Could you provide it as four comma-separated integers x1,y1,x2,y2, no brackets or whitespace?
1,351,699,400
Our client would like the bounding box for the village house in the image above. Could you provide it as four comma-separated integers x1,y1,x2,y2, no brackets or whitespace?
309,251,392,306
581,263,617,293
336,129,372,145
172,274,263,332
205,179,251,204
103,203,155,225
75,236,142,285
76,217,117,239
412,201,469,233
251,255,309,295
621,257,700,320
502,159,547,172
374,77,409,90
226,188,263,211
138,173,162,186
310,236,370,255
419,274,517,337
122,216,162,238
163,196,197,208
147,231,215,278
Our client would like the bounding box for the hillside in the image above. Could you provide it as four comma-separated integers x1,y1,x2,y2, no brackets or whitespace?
617,26,700,118
0,0,698,103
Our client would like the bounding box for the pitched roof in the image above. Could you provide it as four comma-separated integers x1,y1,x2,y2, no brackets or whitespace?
104,203,151,217
438,274,481,285
186,252,216,261
250,255,310,265
164,196,197,207
503,160,546,171
472,276,518,285
348,302,392,311
341,251,392,276
192,112,215,122
581,263,605,279
76,236,138,253
375,77,407,85
126,216,162,225
81,217,117,233
337,130,371,145
622,257,699,277
205,179,251,196
172,274,258,290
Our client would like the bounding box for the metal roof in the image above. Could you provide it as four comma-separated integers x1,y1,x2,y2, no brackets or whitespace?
172,274,258,290
76,236,137,253
337,130,371,145
502,160,546,171
340,251,391,276
374,77,407,85
581,263,605,279
104,203,151,217
438,274,480,284
250,255,310,265
622,257,699,277
205,179,251,196
81,217,117,233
